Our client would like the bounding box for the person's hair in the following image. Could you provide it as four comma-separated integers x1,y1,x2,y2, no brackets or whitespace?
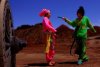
77,6,85,16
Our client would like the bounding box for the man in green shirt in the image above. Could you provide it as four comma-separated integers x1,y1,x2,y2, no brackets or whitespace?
62,6,96,64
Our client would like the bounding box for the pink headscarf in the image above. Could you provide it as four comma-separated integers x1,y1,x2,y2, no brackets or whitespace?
39,9,50,17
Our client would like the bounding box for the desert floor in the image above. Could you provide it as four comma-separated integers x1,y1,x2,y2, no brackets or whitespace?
16,36,100,67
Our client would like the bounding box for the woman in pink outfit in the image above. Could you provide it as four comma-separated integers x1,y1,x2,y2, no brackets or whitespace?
39,9,56,66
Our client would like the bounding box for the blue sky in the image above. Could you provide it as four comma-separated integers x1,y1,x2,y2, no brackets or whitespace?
9,0,100,29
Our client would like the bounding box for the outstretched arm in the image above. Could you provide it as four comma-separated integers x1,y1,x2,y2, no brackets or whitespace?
64,18,72,25
62,17,76,27
58,16,72,25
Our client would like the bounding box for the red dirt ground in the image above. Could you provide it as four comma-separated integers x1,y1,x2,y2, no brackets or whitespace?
16,36,100,67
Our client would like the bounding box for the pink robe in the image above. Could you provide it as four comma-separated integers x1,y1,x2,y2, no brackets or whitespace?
42,17,56,62
42,17,56,33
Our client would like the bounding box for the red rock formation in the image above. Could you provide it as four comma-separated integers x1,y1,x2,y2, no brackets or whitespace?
14,23,100,47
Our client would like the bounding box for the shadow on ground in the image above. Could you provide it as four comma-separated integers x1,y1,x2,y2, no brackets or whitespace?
27,63,48,66
58,61,77,64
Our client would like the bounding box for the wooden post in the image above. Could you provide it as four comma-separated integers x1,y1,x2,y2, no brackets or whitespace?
0,0,13,67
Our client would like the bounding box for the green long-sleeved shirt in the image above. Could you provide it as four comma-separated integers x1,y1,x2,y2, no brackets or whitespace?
65,16,96,39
